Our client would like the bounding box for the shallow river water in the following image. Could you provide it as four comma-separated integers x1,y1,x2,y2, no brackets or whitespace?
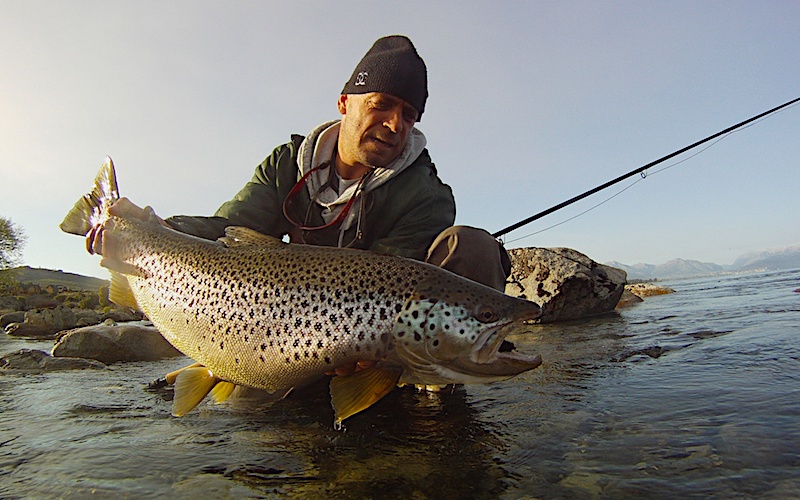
1,268,799,498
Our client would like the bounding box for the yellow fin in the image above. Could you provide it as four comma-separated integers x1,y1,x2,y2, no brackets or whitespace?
219,226,284,247
210,381,236,404
107,271,140,310
164,362,204,385
172,367,219,417
329,365,402,426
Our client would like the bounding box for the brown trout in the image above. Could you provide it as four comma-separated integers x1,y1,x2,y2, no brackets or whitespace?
60,158,542,426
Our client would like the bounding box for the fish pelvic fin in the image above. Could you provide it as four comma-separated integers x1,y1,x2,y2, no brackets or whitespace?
329,365,402,427
107,271,142,311
172,367,220,417
210,381,236,404
219,226,285,248
60,156,120,236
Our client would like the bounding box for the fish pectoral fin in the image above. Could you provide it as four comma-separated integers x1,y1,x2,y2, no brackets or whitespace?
164,362,205,385
329,365,402,425
172,367,220,417
107,271,141,311
219,226,285,248
210,381,236,404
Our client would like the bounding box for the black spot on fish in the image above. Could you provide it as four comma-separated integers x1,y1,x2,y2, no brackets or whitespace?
414,332,421,341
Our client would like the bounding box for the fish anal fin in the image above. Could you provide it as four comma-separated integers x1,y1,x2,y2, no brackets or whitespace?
172,367,220,417
219,226,284,248
210,381,236,404
329,365,402,426
107,271,141,311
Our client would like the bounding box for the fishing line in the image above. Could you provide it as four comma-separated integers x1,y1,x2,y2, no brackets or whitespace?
494,96,800,242
501,133,728,245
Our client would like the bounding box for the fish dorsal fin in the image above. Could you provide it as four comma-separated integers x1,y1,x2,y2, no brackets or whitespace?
329,365,402,427
60,156,120,236
210,381,236,404
172,367,220,417
219,226,284,248
107,271,141,311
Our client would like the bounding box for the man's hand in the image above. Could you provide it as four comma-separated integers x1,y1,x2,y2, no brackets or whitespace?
85,198,168,256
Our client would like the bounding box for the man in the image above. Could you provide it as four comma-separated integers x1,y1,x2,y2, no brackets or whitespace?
166,35,511,290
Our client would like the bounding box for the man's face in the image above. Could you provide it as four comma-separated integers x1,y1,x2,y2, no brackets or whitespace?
337,92,419,170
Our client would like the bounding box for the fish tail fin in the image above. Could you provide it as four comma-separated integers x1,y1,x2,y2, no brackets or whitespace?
60,156,120,236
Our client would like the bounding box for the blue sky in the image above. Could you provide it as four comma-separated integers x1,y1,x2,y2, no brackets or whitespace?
1,1,798,279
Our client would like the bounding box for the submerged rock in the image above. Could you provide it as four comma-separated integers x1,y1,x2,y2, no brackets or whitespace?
615,288,644,308
505,247,627,323
0,349,106,372
52,322,182,363
626,283,676,298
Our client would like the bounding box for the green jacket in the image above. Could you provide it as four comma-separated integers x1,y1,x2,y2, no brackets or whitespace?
166,135,456,261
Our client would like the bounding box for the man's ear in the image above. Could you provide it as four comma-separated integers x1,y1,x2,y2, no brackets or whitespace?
337,94,348,115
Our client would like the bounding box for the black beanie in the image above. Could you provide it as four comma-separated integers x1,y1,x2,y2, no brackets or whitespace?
341,35,428,120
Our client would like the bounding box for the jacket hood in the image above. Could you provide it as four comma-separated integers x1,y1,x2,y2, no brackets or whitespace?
296,120,427,230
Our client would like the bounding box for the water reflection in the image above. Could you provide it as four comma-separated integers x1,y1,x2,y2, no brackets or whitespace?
196,381,511,498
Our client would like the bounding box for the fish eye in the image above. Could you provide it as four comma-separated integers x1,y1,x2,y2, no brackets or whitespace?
475,305,497,323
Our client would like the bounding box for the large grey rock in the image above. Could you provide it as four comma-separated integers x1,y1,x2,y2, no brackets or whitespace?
73,308,101,327
1,311,25,329
5,321,53,338
52,322,182,363
505,247,627,323
19,306,77,337
0,349,106,372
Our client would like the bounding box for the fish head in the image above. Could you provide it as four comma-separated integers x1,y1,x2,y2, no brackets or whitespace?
392,277,543,385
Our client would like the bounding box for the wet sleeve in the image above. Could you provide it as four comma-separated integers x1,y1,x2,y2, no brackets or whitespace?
165,141,298,240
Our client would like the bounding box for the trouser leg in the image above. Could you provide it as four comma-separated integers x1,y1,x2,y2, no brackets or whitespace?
425,225,511,292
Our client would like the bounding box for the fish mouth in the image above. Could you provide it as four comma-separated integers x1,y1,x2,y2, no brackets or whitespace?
463,322,543,377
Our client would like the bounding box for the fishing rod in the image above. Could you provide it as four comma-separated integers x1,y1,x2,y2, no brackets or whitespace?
492,96,800,239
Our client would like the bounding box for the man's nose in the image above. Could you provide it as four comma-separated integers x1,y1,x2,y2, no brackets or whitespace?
383,108,404,134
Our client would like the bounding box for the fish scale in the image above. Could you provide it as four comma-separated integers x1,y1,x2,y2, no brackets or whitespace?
121,225,421,390
61,158,543,424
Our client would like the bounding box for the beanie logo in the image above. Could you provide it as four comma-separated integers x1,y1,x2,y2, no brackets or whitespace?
354,71,368,86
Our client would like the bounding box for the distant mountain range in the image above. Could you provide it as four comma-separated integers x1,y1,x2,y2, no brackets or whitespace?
605,245,800,280
606,245,800,280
